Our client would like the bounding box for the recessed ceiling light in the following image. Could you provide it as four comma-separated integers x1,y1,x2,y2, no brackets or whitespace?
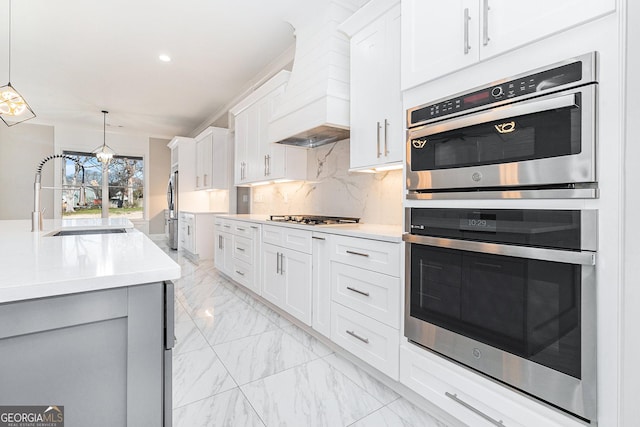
158,54,171,63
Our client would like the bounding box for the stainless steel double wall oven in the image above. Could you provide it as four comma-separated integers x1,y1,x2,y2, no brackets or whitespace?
403,53,599,422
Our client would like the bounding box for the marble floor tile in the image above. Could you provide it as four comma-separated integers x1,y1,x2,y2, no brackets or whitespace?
173,347,237,408
214,329,320,385
195,307,279,346
323,353,399,406
281,323,334,358
175,300,192,323
173,388,264,427
349,406,416,427
183,290,251,320
386,398,454,427
241,358,384,427
174,319,209,355
247,299,293,328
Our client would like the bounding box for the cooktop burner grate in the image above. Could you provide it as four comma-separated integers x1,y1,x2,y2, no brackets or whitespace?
269,215,360,225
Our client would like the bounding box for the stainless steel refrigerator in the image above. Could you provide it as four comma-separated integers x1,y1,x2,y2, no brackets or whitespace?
167,171,178,250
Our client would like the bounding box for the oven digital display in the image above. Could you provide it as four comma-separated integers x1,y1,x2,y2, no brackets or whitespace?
463,91,490,105
460,214,497,232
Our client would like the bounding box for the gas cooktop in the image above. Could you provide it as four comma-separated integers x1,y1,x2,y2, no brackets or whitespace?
269,215,360,225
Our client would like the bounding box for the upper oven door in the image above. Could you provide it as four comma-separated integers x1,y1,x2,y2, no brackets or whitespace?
406,84,596,194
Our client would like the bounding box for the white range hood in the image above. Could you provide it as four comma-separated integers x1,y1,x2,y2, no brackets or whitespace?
268,0,365,148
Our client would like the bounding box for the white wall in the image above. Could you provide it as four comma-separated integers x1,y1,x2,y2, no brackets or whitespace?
251,139,403,225
0,123,55,220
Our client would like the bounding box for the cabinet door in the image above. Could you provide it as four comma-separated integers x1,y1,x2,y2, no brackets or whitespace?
480,0,615,60
401,0,479,89
312,233,331,337
214,230,233,275
211,130,228,190
381,5,403,165
282,247,313,326
350,13,386,169
202,135,213,189
195,139,205,189
261,243,284,307
234,111,249,185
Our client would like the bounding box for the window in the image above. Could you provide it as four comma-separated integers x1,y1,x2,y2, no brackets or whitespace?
62,151,144,219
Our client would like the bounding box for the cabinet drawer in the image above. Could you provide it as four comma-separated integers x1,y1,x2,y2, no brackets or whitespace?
331,302,399,379
399,344,582,427
263,225,312,254
233,236,252,264
215,217,233,231
232,259,253,289
231,221,254,238
330,235,400,276
331,262,400,328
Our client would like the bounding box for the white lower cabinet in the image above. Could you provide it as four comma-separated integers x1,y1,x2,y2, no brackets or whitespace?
312,232,331,338
400,343,584,427
329,236,401,380
215,218,261,295
262,242,312,325
180,212,216,260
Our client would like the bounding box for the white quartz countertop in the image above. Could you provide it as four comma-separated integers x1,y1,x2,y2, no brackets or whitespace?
215,214,403,242
0,218,181,304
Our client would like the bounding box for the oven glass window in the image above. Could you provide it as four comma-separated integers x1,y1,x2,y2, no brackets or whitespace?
411,97,582,171
410,245,581,378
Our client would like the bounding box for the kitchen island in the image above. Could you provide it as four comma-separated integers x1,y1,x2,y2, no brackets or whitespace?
0,218,180,426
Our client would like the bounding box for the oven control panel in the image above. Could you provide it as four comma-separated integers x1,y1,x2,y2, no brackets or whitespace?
408,59,585,127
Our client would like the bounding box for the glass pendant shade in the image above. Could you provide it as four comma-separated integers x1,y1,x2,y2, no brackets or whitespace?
93,110,115,163
93,143,115,163
0,82,35,126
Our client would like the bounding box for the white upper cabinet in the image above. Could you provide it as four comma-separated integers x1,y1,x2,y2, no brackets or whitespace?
194,127,229,190
230,71,307,186
341,0,403,170
401,0,615,89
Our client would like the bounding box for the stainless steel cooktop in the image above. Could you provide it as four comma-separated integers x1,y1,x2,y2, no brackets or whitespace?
268,215,360,225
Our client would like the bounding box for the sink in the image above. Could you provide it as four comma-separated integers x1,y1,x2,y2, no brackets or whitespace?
49,228,128,236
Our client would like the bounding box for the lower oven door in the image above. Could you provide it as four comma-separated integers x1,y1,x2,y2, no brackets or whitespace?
403,234,596,421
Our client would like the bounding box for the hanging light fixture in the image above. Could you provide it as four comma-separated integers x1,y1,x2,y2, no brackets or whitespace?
0,0,35,126
93,110,115,163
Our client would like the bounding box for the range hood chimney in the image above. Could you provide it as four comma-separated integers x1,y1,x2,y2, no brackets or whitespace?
269,0,364,148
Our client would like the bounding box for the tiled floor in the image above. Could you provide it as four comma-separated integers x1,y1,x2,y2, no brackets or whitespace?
155,237,457,427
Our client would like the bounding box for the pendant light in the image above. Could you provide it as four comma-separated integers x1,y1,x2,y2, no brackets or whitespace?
0,0,35,126
93,110,115,163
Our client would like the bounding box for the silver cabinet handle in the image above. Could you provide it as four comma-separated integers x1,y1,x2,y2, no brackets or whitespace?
482,0,490,46
276,252,281,274
464,7,471,54
445,392,505,426
187,225,190,236
264,155,268,176
346,250,370,258
250,225,259,229
236,247,245,252
384,119,389,156
236,227,245,231
223,224,231,228
312,236,326,240
266,155,271,176
376,121,382,158
346,286,370,297
196,176,200,187
346,330,369,344
279,253,285,275
219,235,223,249
235,270,245,276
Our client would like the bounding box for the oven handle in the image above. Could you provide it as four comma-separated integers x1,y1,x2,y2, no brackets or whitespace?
410,90,579,139
402,233,595,266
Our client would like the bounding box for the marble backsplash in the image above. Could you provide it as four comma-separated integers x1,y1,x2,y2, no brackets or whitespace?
251,139,403,226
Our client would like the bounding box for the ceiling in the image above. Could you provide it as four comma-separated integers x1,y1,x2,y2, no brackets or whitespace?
0,0,305,138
